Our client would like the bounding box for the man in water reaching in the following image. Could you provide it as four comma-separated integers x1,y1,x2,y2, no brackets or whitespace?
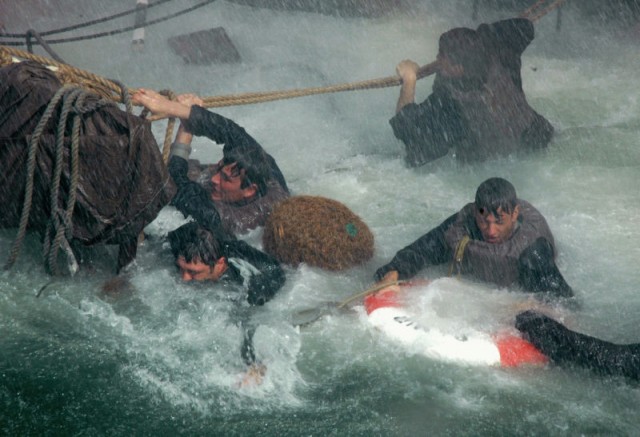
391,18,553,166
132,89,289,239
168,221,286,386
374,177,573,298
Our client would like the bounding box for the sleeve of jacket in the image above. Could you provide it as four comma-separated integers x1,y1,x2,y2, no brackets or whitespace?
182,106,289,193
224,240,286,306
375,213,458,281
389,92,465,167
168,155,230,239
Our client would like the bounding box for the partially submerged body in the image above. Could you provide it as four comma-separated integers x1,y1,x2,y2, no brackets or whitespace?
391,18,553,166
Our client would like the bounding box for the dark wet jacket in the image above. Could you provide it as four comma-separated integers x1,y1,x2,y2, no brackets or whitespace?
389,18,554,166
375,200,556,288
223,239,286,305
444,200,556,286
516,310,640,381
168,106,289,237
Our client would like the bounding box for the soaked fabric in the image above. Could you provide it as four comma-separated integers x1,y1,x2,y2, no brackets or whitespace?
169,106,290,236
376,200,559,291
390,18,553,166
516,310,640,381
445,200,556,287
0,61,175,269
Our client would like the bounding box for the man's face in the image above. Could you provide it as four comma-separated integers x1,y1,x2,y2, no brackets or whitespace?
210,162,256,203
177,256,226,282
474,205,520,244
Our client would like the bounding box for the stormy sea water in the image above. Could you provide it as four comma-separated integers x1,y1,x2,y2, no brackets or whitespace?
1,0,640,435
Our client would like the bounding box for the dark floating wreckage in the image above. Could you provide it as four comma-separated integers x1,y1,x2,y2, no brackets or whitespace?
0,61,176,275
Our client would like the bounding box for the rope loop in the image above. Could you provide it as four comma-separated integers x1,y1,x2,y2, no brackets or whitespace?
4,83,104,275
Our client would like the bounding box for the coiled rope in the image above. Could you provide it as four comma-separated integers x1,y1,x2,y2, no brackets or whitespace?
3,83,125,274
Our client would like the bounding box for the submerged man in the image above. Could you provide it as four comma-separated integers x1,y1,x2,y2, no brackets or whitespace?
391,18,553,166
132,89,289,238
168,221,286,385
168,222,285,306
375,177,573,298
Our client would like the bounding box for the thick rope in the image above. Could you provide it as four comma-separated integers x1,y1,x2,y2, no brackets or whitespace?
159,90,177,163
43,87,84,274
1,0,567,113
3,83,115,274
521,0,567,21
4,85,74,270
147,61,440,120
0,46,130,101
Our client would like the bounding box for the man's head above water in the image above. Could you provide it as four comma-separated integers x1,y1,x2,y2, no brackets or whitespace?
474,177,520,244
210,149,271,203
168,222,227,282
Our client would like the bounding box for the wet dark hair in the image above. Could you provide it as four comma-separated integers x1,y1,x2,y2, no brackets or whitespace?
438,27,489,81
222,149,269,197
168,222,222,266
475,177,518,216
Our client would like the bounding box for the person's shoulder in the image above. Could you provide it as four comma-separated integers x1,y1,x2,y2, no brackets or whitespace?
460,202,475,213
517,199,547,219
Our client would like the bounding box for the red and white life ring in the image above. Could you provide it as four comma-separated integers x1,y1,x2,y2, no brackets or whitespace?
364,287,547,367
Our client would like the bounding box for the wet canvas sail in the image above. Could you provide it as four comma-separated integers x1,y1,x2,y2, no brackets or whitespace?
0,61,176,271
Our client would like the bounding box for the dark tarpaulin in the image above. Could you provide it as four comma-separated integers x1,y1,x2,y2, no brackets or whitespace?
0,61,176,272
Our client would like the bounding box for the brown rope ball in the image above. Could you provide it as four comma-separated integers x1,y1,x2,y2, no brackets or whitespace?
263,195,374,271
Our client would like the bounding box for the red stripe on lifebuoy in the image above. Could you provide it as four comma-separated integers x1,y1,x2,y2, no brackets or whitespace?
364,289,402,314
495,335,548,367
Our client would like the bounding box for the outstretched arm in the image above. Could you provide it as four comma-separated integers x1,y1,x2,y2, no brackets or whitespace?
132,88,193,120
395,60,420,113
133,89,202,158
375,213,458,281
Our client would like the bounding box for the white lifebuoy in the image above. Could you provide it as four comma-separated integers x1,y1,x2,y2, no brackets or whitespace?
364,287,547,367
